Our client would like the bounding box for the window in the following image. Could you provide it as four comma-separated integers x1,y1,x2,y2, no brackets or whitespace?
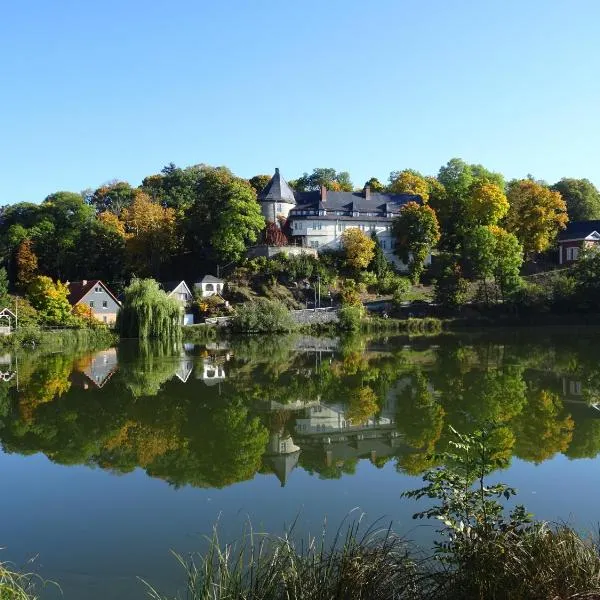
381,240,387,250
89,301,94,308
309,240,320,248
103,316,108,323
102,300,108,308
566,246,580,261
205,283,214,291
94,286,102,293
277,203,282,212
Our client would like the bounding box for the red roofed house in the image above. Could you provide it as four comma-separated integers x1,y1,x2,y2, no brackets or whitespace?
67,280,122,325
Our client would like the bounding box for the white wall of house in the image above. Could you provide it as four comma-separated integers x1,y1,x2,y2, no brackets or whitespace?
288,218,429,272
198,281,225,298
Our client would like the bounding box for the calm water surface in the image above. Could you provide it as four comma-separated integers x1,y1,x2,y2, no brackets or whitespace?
1,330,600,599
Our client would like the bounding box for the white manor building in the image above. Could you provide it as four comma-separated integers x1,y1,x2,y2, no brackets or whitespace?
258,168,428,270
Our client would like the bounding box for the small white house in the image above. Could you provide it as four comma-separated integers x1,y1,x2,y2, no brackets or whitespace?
161,280,194,325
195,275,225,298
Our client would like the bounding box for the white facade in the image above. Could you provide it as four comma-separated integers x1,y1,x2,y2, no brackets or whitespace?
196,277,225,298
289,220,429,271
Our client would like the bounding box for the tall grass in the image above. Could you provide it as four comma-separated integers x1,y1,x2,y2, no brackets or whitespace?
143,518,421,600
0,559,52,600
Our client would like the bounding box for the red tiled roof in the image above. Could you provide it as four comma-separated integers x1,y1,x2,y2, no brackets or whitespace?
67,280,121,307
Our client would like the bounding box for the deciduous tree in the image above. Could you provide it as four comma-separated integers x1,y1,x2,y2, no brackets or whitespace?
505,179,568,257
363,177,385,193
551,178,600,222
15,239,38,290
393,202,440,283
248,174,271,195
27,275,73,325
341,228,375,271
122,191,177,277
388,170,430,201
291,168,353,192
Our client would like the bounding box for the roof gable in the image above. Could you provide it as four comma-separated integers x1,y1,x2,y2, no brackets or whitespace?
161,280,192,297
67,280,121,307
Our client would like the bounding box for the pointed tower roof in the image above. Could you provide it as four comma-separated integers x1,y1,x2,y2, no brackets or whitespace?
258,168,296,205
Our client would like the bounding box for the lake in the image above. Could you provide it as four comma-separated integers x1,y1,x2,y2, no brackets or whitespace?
1,329,600,599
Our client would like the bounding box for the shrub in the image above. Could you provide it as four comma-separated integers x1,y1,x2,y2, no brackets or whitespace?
391,278,411,308
433,258,469,309
231,298,296,333
338,305,364,332
378,273,410,295
358,270,378,292
339,279,362,307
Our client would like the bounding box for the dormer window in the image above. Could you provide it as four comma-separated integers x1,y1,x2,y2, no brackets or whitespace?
94,286,102,293
352,211,359,217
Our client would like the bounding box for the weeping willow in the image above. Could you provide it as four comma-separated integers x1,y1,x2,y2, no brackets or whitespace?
118,279,182,341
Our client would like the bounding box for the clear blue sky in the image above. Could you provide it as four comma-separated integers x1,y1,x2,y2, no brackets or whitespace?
2,0,599,204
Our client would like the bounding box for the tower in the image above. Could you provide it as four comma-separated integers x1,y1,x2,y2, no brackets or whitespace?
257,168,296,226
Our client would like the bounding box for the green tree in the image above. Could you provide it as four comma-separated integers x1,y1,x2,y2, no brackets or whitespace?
551,178,600,222
363,177,385,192
433,158,505,253
393,202,440,283
248,174,272,195
505,179,568,257
185,166,265,263
341,228,375,271
434,254,469,309
291,168,353,192
141,163,204,213
464,226,523,303
368,233,390,279
117,278,182,340
88,180,136,215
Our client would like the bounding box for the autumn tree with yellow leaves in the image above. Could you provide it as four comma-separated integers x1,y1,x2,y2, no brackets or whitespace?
505,179,568,257
121,191,178,276
341,227,376,271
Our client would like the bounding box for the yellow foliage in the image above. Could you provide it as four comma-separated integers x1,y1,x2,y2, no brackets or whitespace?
121,191,177,275
98,211,126,237
388,171,430,202
467,181,509,226
341,228,375,270
505,180,568,255
346,386,379,425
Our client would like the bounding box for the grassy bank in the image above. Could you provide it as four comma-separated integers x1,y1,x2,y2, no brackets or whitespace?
0,326,117,352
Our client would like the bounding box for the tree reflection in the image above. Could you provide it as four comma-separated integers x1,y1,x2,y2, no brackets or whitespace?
0,330,599,488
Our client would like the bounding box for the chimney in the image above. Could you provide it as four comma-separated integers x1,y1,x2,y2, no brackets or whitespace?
82,280,87,286
320,184,327,203
364,185,371,201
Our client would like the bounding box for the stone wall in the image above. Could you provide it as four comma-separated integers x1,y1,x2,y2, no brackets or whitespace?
291,308,339,325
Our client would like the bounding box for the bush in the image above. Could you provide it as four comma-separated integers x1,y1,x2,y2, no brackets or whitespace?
358,270,378,292
378,273,410,295
392,278,411,308
338,305,364,332
433,259,469,309
231,298,296,333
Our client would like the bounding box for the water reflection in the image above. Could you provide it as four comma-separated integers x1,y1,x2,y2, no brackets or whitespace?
1,331,600,488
